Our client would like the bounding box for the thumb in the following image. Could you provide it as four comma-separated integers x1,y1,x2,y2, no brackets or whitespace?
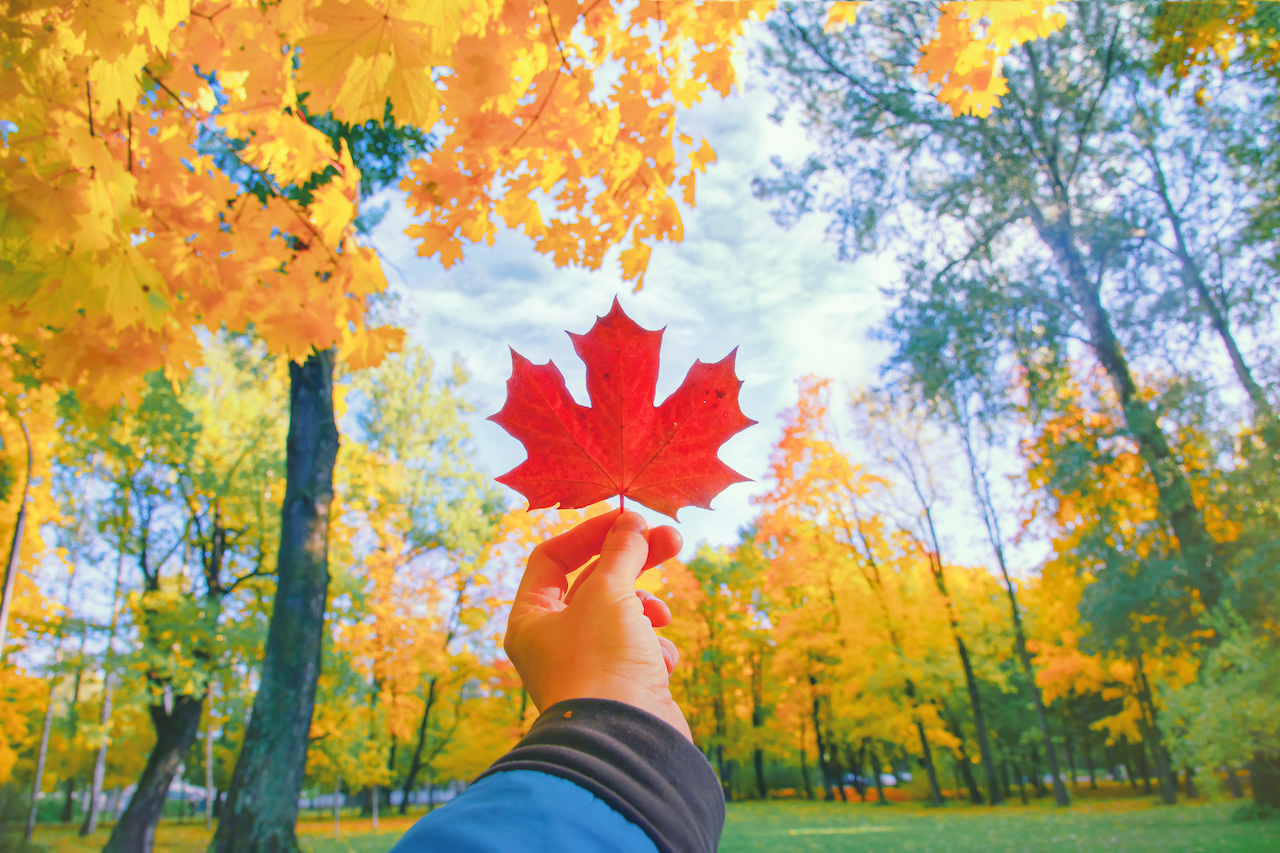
575,511,649,604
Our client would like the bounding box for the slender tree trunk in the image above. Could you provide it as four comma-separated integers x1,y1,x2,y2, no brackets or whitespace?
1249,752,1280,808
1137,740,1153,795
1029,208,1221,608
400,676,438,814
211,348,339,853
957,423,1070,806
1142,131,1280,450
915,721,944,805
105,695,204,853
1012,760,1028,804
751,647,767,800
205,720,215,831
1080,723,1097,790
809,676,835,801
0,417,31,659
1028,745,1048,798
81,675,114,836
62,779,78,823
1183,766,1197,800
1225,765,1244,799
945,713,984,805
869,748,888,805
25,680,57,841
1134,657,1177,805
799,719,814,801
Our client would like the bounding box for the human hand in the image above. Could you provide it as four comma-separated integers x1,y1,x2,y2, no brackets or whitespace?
503,510,690,740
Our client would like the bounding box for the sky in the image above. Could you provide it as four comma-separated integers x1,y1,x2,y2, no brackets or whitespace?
368,78,903,559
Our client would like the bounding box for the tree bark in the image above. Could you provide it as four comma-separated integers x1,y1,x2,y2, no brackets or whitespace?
915,721,944,806
0,417,31,660
956,422,1070,806
1250,752,1280,809
1141,131,1280,451
210,348,339,853
1028,208,1221,609
943,710,984,805
399,675,438,814
105,695,204,853
869,747,888,805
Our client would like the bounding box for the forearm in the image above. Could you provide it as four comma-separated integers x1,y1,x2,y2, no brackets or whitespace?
390,699,724,853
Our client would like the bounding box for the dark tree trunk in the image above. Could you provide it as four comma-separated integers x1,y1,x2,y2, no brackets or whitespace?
1225,766,1244,799
1080,724,1097,790
1183,766,1197,799
1251,752,1280,809
210,348,339,853
1121,739,1139,790
104,695,204,853
943,711,983,804
400,676,438,814
957,756,982,805
828,743,847,802
1029,209,1221,609
914,721,944,805
846,743,866,802
1137,740,1153,795
809,680,835,801
753,748,767,800
1028,746,1048,798
869,748,888,805
956,426,1069,807
1012,760,1028,804
62,778,78,823
925,556,1001,806
799,737,814,800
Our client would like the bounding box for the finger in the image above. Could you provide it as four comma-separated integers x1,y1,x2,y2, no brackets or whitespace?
575,512,650,604
567,526,679,604
636,589,672,628
514,510,621,608
658,636,680,675
562,558,599,606
639,525,682,574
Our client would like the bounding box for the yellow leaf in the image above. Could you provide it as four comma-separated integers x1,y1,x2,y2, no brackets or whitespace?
822,1,865,34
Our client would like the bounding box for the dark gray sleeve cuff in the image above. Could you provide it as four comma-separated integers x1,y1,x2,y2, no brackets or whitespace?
475,698,724,853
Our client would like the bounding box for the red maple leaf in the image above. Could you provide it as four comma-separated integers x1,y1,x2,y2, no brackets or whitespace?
489,299,756,520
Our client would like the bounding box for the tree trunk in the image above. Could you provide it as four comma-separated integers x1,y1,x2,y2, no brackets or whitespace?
1142,131,1280,451
809,677,835,801
1134,656,1177,805
1250,752,1280,809
958,423,1070,807
799,725,814,801
80,674,114,836
1080,724,1097,790
1183,766,1197,800
940,596,1000,804
1029,208,1221,609
210,348,339,853
1225,766,1244,799
962,427,1070,809
943,710,984,804
25,678,57,841
1011,760,1028,804
400,676,438,814
105,695,204,853
915,721,944,805
62,779,78,823
1028,745,1048,798
0,417,31,660
869,748,887,805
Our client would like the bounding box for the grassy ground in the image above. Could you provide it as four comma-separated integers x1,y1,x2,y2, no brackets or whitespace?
719,799,1278,853
34,797,1279,852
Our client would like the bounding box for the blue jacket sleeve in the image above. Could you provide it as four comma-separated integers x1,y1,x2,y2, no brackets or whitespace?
388,698,725,853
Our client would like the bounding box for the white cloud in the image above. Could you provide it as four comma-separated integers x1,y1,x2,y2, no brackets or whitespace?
370,84,896,557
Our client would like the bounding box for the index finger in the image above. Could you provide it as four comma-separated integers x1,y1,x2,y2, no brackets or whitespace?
513,509,622,607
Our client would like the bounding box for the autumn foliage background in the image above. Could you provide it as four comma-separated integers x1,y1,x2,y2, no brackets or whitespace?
3,1,1280,851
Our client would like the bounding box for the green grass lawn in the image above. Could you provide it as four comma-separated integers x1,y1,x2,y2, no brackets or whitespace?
718,799,1278,853
37,798,1278,853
